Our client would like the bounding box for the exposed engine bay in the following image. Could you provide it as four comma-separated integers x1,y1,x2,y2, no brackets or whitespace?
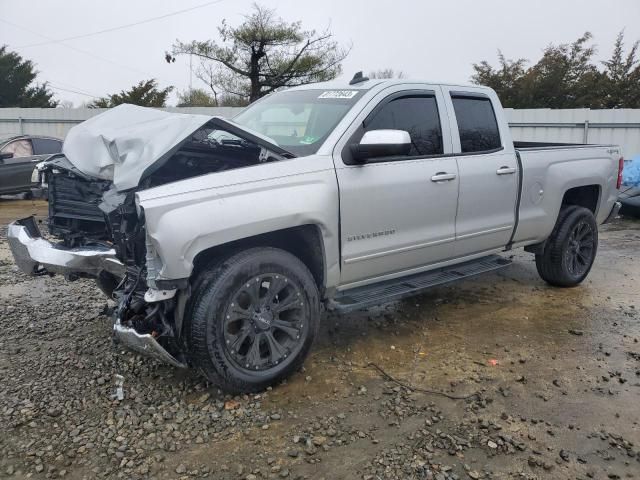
38,117,294,364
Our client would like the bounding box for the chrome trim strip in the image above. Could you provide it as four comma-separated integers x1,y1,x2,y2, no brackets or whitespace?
603,201,621,224
455,225,513,240
343,236,455,265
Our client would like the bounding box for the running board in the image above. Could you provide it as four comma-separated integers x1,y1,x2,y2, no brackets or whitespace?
329,254,511,313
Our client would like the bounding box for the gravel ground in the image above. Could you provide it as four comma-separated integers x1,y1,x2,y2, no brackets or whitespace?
1,199,639,480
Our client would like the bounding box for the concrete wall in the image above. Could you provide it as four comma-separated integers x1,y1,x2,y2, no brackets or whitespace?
2,107,640,159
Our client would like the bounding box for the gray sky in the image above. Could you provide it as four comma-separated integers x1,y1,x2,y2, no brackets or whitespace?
1,0,639,106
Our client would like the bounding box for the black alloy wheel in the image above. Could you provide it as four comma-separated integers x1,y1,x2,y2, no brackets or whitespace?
223,273,307,372
564,219,595,278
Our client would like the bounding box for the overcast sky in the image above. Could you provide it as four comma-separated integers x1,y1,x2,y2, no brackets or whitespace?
1,0,639,106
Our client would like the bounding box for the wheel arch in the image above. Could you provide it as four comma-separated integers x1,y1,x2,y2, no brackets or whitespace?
561,184,601,214
191,224,327,296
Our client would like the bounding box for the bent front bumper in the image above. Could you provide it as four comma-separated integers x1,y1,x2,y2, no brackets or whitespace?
113,318,187,368
7,217,125,278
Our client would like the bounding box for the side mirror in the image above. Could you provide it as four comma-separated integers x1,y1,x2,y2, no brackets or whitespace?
0,151,14,160
350,129,411,163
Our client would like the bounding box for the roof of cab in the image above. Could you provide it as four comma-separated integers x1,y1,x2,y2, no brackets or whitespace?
286,78,385,91
286,77,494,93
0,134,62,146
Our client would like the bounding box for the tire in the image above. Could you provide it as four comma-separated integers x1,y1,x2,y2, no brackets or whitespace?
186,247,320,393
535,206,598,287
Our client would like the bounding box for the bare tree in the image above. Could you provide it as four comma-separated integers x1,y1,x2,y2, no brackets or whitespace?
167,3,350,103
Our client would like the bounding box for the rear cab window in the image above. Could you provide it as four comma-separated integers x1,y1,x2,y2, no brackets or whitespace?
450,95,501,153
32,138,63,155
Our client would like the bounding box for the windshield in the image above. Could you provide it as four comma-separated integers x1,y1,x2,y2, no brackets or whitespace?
233,89,362,156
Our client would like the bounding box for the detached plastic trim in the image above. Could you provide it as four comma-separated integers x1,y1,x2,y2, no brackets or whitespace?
603,201,621,224
113,318,186,368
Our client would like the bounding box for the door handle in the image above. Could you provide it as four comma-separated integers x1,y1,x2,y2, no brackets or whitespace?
431,172,457,182
496,166,516,175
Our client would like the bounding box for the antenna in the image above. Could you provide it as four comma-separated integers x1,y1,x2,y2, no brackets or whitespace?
349,71,369,85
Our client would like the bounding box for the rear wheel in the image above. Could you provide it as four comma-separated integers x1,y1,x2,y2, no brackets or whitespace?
186,248,320,393
535,206,598,287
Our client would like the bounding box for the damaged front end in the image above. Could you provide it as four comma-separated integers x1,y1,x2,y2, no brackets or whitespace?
8,156,187,367
7,106,293,369
107,193,189,368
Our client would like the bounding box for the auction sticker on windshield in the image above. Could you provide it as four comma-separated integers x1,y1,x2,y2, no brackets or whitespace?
318,90,359,99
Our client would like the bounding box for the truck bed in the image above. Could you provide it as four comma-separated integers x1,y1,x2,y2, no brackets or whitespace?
514,141,614,150
511,142,619,248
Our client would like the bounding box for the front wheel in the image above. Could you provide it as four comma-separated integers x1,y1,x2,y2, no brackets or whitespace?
186,248,320,393
535,206,598,287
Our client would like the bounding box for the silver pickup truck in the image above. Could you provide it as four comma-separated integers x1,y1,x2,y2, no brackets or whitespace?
7,74,623,393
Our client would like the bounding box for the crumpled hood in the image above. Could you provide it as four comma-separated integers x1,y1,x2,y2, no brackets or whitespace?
62,104,213,191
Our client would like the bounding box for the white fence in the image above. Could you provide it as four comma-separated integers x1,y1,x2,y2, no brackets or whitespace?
0,107,244,139
2,107,640,159
505,108,640,159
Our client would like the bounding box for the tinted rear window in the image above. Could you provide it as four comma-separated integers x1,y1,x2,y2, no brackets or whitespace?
451,96,501,153
32,138,63,155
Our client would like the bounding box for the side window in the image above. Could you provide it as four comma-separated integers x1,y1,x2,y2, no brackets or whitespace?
32,138,63,155
365,95,443,156
1,139,33,157
451,96,501,153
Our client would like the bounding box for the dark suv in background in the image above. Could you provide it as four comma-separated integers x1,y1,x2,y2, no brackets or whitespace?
0,135,63,196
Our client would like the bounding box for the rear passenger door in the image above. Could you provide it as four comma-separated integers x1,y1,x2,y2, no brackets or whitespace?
32,137,63,155
335,86,458,287
441,88,519,256
0,138,36,194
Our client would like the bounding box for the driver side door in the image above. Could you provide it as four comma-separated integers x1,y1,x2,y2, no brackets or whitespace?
334,86,459,287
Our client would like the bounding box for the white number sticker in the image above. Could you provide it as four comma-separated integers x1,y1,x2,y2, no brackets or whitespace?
318,90,359,99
